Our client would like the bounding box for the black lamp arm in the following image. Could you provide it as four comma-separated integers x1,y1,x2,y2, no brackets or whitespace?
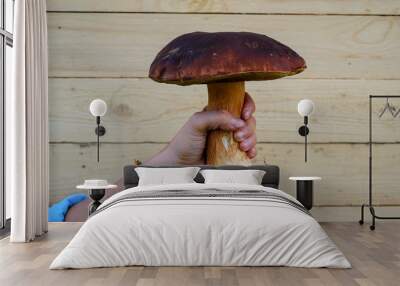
298,116,309,162
97,117,100,162
305,128,308,162
94,116,106,162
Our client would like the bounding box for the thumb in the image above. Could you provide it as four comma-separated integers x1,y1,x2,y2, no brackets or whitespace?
190,110,245,134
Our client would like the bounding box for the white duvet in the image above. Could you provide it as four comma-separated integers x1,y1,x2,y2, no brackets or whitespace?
50,183,350,269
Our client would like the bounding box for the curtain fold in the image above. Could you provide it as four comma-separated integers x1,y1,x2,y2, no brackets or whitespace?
9,0,49,242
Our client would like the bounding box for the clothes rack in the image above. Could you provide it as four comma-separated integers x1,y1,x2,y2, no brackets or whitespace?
359,95,400,230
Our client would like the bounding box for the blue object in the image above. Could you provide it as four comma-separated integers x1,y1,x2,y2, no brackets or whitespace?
48,193,88,222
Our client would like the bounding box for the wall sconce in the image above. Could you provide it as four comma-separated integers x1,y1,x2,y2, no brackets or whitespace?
89,99,107,162
297,99,314,162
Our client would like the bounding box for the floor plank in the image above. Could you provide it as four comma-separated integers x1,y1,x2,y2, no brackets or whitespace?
0,222,399,286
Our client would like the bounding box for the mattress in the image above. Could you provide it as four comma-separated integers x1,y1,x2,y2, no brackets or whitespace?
50,183,350,269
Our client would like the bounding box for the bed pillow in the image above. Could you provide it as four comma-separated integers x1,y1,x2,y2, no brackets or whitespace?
135,167,201,186
200,169,266,185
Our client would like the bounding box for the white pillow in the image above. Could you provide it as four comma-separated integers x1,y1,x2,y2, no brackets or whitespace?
200,169,266,185
135,167,200,186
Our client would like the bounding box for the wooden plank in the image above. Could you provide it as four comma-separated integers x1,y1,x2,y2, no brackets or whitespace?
47,13,400,79
49,142,400,205
310,206,400,222
258,143,400,206
49,142,163,204
2,222,400,285
49,78,400,143
46,0,400,15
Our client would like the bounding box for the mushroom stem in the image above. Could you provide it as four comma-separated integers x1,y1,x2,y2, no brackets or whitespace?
206,81,251,165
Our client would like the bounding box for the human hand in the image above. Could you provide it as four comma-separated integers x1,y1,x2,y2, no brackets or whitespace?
145,93,257,165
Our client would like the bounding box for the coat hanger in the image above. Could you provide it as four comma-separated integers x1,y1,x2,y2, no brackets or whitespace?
378,97,398,118
394,108,400,118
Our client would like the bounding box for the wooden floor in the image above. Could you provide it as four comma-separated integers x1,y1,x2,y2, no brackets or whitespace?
0,222,399,286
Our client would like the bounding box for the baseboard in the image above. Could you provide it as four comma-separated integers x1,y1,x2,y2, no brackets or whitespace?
311,206,400,222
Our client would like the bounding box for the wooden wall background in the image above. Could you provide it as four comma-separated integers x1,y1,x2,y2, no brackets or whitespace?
46,1,400,217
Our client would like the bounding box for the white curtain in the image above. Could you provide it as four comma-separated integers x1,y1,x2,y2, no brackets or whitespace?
8,0,49,242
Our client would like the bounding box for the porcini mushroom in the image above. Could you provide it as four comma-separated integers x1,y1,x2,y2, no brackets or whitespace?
149,32,306,165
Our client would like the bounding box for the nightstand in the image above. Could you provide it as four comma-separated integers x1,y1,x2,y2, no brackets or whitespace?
289,177,321,210
77,180,117,215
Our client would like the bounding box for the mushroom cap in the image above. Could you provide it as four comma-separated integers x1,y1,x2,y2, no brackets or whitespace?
149,32,306,86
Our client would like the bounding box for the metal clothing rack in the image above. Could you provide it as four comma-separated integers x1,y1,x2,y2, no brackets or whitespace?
359,95,400,230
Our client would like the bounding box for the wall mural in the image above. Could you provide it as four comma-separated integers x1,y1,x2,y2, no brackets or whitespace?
47,6,400,222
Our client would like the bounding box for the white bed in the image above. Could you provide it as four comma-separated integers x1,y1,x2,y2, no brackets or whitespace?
50,183,350,269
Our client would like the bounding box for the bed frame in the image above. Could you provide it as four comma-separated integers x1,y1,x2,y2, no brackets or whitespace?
123,165,280,189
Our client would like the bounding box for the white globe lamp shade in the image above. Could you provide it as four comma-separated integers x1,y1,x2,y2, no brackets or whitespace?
89,99,107,117
297,99,314,117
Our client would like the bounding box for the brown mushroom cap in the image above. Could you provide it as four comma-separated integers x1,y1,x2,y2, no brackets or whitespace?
149,32,306,86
